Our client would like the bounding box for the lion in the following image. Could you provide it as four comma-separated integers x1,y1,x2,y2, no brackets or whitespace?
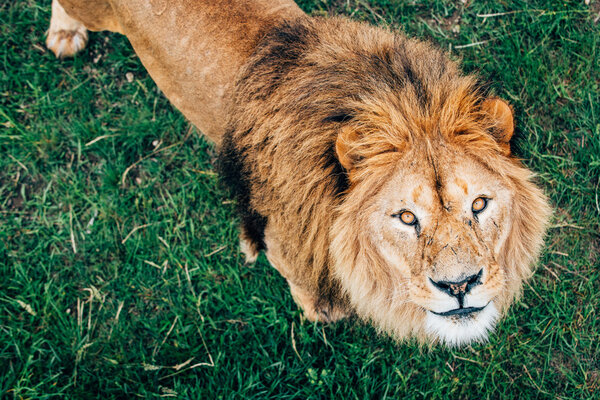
46,0,551,346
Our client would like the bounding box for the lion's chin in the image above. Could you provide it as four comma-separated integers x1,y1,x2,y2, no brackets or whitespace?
424,302,499,347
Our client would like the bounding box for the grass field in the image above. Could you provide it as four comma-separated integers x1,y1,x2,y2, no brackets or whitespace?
1,0,599,398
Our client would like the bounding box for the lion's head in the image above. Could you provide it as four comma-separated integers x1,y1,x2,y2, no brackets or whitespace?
331,80,551,346
221,16,551,346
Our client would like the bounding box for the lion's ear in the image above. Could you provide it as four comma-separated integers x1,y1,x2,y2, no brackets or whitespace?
481,98,514,146
335,125,360,171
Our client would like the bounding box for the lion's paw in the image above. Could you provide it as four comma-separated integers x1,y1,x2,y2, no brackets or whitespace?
239,236,259,264
289,282,348,323
46,27,88,58
302,302,348,324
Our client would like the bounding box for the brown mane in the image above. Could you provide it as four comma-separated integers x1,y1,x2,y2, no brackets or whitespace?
219,16,550,339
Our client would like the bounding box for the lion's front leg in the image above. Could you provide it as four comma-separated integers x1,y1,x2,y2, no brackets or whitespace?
262,225,349,323
46,0,88,58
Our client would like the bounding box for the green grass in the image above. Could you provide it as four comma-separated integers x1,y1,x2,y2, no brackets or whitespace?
1,0,598,398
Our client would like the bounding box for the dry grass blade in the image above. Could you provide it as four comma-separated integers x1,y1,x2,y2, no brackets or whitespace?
85,134,119,146
69,205,77,254
121,142,182,186
291,322,302,362
152,316,179,361
121,223,155,244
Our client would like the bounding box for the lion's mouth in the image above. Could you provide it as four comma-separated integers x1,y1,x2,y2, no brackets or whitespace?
424,302,498,346
430,305,486,317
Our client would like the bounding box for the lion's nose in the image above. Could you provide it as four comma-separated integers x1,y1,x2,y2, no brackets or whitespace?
429,269,483,307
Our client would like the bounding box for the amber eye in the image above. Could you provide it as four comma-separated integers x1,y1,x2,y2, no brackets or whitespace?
396,210,417,226
472,197,488,213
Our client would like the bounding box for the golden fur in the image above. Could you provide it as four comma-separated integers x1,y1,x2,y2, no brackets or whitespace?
47,1,551,345
219,17,551,345
46,0,303,143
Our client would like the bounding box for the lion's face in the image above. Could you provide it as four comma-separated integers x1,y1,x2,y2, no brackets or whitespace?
364,144,514,345
226,15,550,344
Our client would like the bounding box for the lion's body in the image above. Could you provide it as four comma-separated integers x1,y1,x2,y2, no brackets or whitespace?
47,0,551,345
49,0,303,143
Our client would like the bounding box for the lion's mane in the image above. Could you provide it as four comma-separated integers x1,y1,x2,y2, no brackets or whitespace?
218,16,550,338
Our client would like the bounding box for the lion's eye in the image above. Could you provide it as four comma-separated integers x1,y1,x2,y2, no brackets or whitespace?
393,210,417,226
472,197,488,214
